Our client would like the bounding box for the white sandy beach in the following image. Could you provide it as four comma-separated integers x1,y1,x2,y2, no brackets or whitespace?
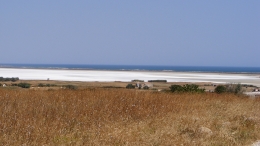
0,68,259,87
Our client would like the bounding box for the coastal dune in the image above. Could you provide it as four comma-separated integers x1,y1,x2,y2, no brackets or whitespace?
0,68,259,86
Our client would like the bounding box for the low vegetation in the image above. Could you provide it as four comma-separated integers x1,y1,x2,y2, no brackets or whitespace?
215,85,226,94
170,84,205,93
17,83,31,88
38,83,57,87
0,88,259,145
126,84,135,89
64,84,77,90
242,84,257,88
143,86,149,90
0,77,19,82
215,83,243,94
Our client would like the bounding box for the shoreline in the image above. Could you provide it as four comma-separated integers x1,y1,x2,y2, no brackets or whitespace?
1,65,260,74
0,66,260,74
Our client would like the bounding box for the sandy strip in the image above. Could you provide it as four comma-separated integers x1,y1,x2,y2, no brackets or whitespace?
0,68,259,86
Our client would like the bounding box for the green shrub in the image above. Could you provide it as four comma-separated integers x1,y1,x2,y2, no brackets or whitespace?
18,83,31,88
215,84,243,94
214,85,226,94
170,84,205,93
169,85,183,92
143,86,149,90
234,84,242,94
126,84,135,89
183,84,205,92
38,83,45,87
64,85,77,90
38,83,57,87
225,83,243,94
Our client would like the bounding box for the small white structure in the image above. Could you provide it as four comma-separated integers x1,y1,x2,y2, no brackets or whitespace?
3,84,6,87
136,82,141,88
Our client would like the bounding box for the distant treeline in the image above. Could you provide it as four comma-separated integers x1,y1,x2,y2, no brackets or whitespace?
0,77,19,82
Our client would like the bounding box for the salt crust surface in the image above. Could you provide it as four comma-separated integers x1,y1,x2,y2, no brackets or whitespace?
0,68,259,86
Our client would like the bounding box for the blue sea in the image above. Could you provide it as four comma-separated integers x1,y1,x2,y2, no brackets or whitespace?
0,64,260,73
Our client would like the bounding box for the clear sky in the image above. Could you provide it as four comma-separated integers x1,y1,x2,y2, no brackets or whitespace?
1,1,259,67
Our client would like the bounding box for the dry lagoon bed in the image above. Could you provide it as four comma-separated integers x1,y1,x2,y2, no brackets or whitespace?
1,68,260,87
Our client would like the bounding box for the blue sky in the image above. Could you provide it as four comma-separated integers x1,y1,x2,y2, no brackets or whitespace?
1,1,259,67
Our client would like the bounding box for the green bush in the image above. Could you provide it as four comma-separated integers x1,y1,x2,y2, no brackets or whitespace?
215,85,226,94
226,83,242,94
64,85,77,90
169,85,184,92
38,83,45,87
126,84,135,89
18,83,31,88
215,84,243,94
38,83,57,87
143,86,149,90
183,84,205,92
234,84,242,94
170,84,205,93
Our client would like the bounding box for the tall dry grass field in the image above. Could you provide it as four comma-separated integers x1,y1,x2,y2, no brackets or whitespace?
0,88,259,145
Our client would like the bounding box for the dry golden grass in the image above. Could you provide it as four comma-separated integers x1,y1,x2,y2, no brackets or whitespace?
0,88,259,145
